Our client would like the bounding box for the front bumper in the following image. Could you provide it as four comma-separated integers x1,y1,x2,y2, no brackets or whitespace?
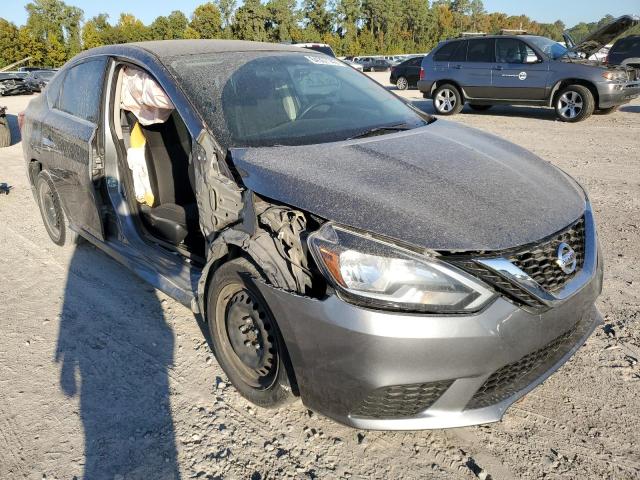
596,80,640,108
256,231,603,430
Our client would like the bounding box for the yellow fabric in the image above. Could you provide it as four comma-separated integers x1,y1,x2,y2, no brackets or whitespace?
130,122,146,149
127,122,155,207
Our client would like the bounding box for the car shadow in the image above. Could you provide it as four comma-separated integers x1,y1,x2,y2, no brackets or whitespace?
7,114,22,145
619,105,640,113
55,242,180,479
410,100,558,121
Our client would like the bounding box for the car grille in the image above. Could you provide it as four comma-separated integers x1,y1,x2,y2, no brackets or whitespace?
465,316,591,410
509,217,585,293
449,216,586,311
351,380,453,419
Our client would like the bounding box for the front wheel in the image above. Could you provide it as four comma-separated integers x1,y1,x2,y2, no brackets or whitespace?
554,85,594,122
207,258,295,408
433,84,464,115
396,76,409,90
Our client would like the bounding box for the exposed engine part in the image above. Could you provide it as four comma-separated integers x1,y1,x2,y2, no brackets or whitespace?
256,205,313,293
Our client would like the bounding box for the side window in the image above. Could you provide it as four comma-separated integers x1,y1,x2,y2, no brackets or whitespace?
450,40,468,62
467,39,495,63
496,39,537,64
410,57,422,66
56,58,108,123
46,70,66,108
434,42,459,61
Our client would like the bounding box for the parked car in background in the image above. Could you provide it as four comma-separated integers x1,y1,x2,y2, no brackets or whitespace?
390,56,424,90
294,42,336,58
0,72,32,96
418,15,640,122
358,57,392,72
22,39,604,430
23,70,56,92
607,35,640,66
342,59,364,71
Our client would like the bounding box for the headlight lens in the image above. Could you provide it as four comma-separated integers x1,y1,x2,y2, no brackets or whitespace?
308,223,495,313
602,70,627,82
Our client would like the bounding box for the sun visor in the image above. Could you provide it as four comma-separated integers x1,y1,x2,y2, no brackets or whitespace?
121,66,174,125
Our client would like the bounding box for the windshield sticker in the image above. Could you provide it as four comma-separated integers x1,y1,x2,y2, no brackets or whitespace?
305,55,346,67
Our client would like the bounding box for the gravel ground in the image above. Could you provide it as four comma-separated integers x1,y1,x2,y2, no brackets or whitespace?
0,74,639,480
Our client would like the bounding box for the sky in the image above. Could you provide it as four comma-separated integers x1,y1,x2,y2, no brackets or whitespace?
1,0,639,28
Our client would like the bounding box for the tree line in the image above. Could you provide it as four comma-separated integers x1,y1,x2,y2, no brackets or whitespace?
0,0,638,69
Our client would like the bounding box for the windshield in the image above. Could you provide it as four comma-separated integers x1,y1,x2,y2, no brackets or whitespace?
527,36,568,60
169,52,428,148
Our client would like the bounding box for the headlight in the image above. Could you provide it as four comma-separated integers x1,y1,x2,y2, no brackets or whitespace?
308,223,495,313
602,70,627,82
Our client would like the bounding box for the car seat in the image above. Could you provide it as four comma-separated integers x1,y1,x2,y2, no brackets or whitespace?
124,110,199,245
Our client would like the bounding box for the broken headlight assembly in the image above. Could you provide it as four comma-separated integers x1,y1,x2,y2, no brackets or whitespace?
602,70,628,82
308,223,495,313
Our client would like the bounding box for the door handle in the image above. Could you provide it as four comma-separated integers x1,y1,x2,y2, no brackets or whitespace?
452,64,462,69
493,65,504,70
42,137,56,150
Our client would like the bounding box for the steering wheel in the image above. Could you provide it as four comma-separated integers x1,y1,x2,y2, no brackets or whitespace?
297,102,333,120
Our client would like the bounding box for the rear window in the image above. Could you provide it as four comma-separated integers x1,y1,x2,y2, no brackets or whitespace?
450,41,468,62
302,45,336,58
611,36,640,54
434,42,460,61
467,39,495,62
57,59,107,123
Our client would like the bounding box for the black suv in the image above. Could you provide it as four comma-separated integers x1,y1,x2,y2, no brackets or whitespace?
418,15,640,122
390,56,424,90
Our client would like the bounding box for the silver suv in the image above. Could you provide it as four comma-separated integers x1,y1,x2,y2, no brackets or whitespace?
418,15,640,122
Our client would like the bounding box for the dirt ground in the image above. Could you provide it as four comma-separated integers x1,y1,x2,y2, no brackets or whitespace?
0,74,639,480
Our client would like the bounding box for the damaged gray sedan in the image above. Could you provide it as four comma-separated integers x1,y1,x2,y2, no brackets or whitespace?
22,40,603,430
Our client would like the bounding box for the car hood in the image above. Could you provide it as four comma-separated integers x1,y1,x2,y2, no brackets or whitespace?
229,121,586,252
563,15,639,58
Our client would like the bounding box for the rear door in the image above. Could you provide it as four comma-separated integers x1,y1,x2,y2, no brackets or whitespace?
404,57,423,85
459,38,494,98
492,38,549,100
47,57,108,240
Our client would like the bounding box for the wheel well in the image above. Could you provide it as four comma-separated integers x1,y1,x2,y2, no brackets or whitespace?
551,79,599,107
432,80,464,99
28,160,42,186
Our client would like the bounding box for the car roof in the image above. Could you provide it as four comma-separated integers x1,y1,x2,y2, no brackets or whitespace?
109,39,305,59
442,35,547,43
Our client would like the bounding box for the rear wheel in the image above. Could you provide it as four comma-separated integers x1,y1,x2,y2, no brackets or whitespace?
396,76,409,90
36,172,66,246
207,258,295,408
468,104,492,111
0,116,10,147
554,85,595,122
433,84,464,115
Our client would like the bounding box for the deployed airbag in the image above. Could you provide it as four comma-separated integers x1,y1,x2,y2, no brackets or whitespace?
121,66,174,126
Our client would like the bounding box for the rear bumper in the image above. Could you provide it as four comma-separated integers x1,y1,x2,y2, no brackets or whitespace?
256,253,603,430
596,81,640,108
417,79,436,97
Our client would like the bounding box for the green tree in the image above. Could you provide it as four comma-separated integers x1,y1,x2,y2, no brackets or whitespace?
17,25,47,66
0,19,20,68
217,0,237,29
190,3,222,38
302,0,333,37
150,11,188,39
113,13,149,43
265,0,300,42
25,0,83,60
81,14,110,49
232,0,268,41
